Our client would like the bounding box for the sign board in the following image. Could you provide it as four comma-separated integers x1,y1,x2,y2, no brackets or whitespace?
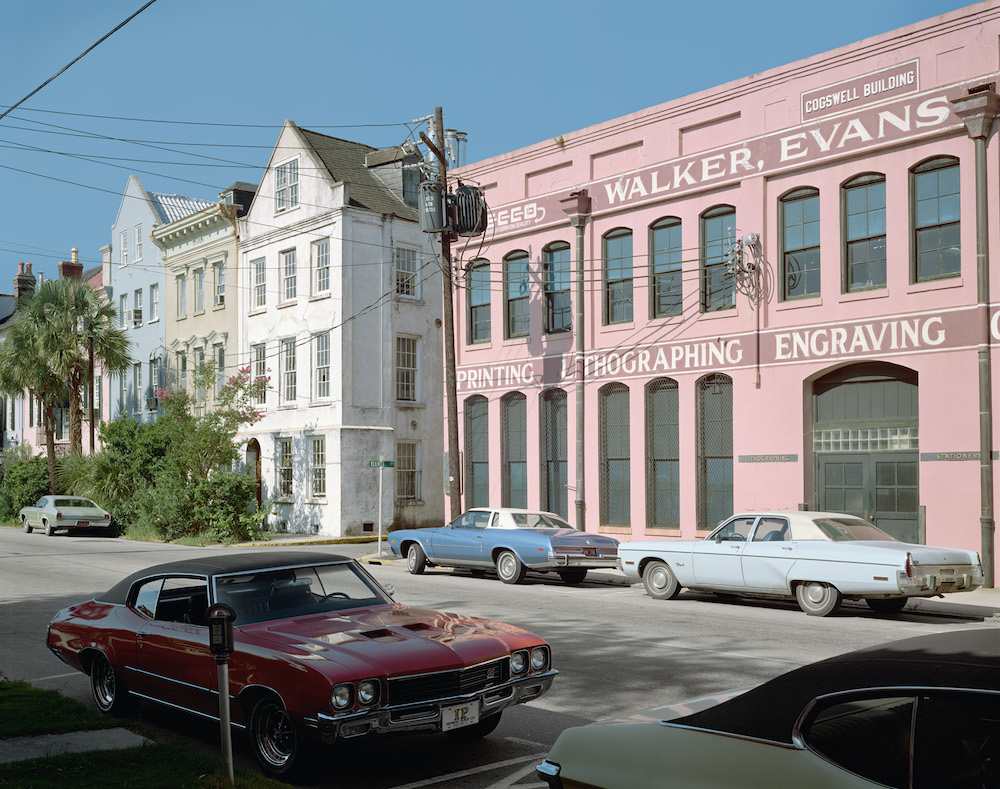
369,460,394,468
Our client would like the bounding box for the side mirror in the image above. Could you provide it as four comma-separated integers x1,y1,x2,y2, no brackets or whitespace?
382,584,395,597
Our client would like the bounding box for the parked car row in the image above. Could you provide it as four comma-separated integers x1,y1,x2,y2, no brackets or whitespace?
390,507,984,618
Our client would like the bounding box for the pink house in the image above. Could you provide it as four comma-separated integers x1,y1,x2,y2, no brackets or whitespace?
449,2,1000,583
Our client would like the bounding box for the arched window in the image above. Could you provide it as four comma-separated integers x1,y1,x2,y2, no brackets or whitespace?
543,242,571,334
504,251,530,339
780,188,820,300
501,392,527,508
650,218,682,318
646,378,679,529
540,388,568,519
911,156,960,282
603,229,633,324
599,383,630,527
697,374,732,530
701,206,736,312
467,260,491,344
843,173,886,292
465,395,489,508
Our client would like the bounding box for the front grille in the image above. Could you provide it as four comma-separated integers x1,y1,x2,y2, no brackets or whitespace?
388,659,510,706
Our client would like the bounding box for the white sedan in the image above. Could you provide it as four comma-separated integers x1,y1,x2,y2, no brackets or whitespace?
618,511,982,616
20,495,112,537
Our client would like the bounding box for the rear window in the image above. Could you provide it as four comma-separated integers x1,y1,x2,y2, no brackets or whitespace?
54,498,95,508
510,513,572,529
813,518,897,542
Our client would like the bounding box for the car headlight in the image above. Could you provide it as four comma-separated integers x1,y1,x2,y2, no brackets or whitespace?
530,647,549,672
511,650,528,674
358,680,379,706
331,683,354,710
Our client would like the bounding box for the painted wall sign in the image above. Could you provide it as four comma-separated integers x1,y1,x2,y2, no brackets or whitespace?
801,60,920,122
920,452,1000,461
738,455,799,463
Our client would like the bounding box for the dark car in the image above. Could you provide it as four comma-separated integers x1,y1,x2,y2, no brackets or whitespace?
46,552,556,779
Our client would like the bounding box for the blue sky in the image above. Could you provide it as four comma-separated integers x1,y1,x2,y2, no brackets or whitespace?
0,0,975,290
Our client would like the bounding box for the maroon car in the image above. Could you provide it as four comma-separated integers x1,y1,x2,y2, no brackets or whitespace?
46,552,556,778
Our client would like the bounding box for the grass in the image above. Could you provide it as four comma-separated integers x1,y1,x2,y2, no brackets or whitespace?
0,681,287,788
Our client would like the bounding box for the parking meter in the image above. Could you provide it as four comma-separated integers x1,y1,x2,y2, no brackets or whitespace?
207,603,236,659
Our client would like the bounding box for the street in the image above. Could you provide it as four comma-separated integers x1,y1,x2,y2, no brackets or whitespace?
2,527,997,788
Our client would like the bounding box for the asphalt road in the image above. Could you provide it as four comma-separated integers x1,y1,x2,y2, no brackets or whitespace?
2,528,998,789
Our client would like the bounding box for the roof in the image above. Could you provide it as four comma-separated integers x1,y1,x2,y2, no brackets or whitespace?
674,629,1000,744
147,192,215,224
297,126,416,222
97,551,352,605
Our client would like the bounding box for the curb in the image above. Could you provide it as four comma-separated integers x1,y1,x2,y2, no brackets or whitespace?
0,728,149,765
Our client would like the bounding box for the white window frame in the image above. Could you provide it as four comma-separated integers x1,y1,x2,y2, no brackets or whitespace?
194,268,205,313
281,249,297,301
312,239,330,294
275,158,299,213
177,351,188,391
134,223,143,261
214,344,226,396
213,262,226,307
314,332,330,401
276,437,294,497
252,344,267,405
119,294,128,328
149,283,159,322
177,275,187,318
133,288,142,326
280,338,297,405
395,440,420,502
310,435,326,498
195,347,206,404
132,362,142,414
395,335,419,402
120,230,128,267
395,246,419,298
252,258,266,308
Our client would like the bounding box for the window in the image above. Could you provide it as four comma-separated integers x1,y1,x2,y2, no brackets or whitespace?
214,344,225,396
275,158,299,212
844,173,887,291
252,344,267,405
195,348,205,404
697,374,733,530
540,388,568,519
465,396,489,508
119,371,127,415
176,275,187,318
403,167,420,208
646,378,679,529
395,246,418,298
599,383,630,527
119,294,127,328
194,269,205,313
280,339,296,405
314,332,330,400
313,239,330,294
504,251,530,339
281,250,297,301
781,189,821,300
134,224,142,261
276,438,293,497
176,351,187,391
912,157,960,282
651,218,683,318
133,288,142,326
701,206,736,312
396,441,419,501
149,284,159,321
501,392,527,508
396,335,418,402
468,260,491,344
147,361,157,408
120,230,128,267
310,436,326,497
213,263,225,307
132,363,142,414
543,243,571,334
603,229,633,324
252,258,266,308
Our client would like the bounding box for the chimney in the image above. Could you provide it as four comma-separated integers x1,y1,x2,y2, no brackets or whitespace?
58,248,84,281
13,261,36,304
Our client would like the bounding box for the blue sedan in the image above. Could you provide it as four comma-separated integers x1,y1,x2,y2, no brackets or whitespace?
388,508,619,585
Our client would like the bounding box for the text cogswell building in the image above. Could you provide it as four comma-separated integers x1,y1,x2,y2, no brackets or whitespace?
449,1,1000,581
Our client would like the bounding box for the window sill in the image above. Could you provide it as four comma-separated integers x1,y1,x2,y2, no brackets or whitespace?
213,303,226,311
395,295,425,305
601,321,635,334
776,296,822,312
278,404,297,411
598,526,631,535
277,300,298,310
309,399,332,407
273,497,294,505
466,341,494,350
274,205,301,218
306,497,327,504
644,527,682,536
147,317,160,324
395,499,425,507
396,400,425,409
176,314,187,321
248,307,266,317
697,307,739,322
907,275,964,295
309,292,331,303
840,287,889,303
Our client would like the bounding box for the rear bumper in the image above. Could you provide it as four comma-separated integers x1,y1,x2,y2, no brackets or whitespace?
897,565,983,595
544,554,618,570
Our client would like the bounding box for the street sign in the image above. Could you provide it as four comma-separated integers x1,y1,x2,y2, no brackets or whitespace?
369,460,395,468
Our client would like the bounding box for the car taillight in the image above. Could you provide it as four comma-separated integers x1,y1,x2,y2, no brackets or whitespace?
905,552,913,578
104,514,111,520
56,512,62,520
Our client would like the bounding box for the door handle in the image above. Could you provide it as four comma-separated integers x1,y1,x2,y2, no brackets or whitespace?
782,547,793,551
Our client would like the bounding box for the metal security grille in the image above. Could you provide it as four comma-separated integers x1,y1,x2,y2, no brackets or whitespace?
501,392,527,508
599,383,630,527
540,388,568,519
697,374,733,530
465,396,489,508
646,378,679,529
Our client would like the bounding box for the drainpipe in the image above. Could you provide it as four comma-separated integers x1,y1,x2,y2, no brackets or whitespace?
561,191,592,531
951,84,999,588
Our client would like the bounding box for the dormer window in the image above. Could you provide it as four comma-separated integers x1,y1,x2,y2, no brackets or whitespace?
275,158,299,212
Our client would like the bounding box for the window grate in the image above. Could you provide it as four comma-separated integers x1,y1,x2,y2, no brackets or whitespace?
540,389,568,519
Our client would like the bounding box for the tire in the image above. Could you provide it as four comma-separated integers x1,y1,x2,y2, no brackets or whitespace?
866,597,908,615
44,520,55,537
445,711,502,742
90,654,133,716
21,516,31,534
495,550,527,584
795,582,843,616
249,695,310,780
406,543,427,575
642,560,681,600
557,569,587,585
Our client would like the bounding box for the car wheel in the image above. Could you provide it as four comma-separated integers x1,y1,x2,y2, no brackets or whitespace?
865,597,908,615
21,516,31,534
44,520,55,537
249,695,310,780
406,544,427,575
642,560,681,600
795,582,842,616
445,711,503,742
557,569,587,585
90,654,133,716
495,551,527,584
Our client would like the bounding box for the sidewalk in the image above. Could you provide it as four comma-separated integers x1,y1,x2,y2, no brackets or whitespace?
0,728,148,765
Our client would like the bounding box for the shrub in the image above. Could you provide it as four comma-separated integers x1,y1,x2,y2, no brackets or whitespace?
0,448,49,520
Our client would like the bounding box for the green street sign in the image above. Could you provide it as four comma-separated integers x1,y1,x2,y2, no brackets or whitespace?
369,460,394,468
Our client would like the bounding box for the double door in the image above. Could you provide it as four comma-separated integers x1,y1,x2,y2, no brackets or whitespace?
818,452,919,543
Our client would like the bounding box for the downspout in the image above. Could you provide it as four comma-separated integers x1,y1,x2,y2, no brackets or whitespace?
951,85,999,588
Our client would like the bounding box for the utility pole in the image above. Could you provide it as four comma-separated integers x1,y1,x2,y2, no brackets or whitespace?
421,107,462,520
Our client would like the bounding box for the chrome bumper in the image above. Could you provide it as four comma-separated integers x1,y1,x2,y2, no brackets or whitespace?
310,669,557,743
545,555,619,570
897,566,983,594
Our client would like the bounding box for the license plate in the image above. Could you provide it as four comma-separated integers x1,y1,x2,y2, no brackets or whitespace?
442,700,480,731
582,547,597,557
77,521,89,527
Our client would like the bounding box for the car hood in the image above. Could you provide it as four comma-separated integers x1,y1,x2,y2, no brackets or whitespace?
240,604,523,677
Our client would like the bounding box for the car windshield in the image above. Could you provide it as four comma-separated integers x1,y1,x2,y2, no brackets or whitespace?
510,512,573,529
213,561,390,624
813,518,898,542
54,498,96,508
